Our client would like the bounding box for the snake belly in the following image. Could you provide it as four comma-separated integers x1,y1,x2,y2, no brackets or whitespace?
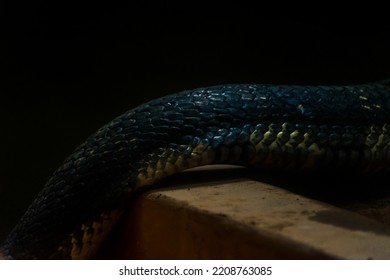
1,80,390,259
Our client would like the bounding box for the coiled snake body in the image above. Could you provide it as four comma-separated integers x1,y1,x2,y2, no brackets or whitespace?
2,80,390,259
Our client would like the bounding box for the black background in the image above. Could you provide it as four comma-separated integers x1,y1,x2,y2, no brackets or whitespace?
1,2,390,241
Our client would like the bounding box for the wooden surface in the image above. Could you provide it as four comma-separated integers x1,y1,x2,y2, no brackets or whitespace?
99,165,390,259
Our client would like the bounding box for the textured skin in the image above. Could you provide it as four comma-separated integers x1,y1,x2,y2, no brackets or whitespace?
2,80,390,259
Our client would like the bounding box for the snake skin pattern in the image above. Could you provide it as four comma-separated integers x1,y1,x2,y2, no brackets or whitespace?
1,80,390,259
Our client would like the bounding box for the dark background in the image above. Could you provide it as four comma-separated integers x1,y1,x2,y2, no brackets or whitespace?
1,3,390,241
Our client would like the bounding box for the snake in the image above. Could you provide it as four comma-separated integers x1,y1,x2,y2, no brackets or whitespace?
1,80,390,259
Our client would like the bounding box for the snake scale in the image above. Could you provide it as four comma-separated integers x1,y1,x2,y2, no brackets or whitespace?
1,80,390,259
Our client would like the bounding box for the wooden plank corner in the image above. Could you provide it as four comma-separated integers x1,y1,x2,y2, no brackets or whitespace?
99,165,390,259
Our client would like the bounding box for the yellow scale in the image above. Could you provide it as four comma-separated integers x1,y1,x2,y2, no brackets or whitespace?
57,209,122,259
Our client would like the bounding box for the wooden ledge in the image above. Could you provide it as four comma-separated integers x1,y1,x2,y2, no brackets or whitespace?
99,166,390,259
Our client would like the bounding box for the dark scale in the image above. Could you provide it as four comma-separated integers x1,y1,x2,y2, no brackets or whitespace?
2,80,390,259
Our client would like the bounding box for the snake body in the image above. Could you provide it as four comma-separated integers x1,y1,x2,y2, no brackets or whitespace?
2,80,390,259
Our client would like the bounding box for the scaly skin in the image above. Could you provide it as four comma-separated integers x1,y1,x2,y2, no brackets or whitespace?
2,81,390,259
